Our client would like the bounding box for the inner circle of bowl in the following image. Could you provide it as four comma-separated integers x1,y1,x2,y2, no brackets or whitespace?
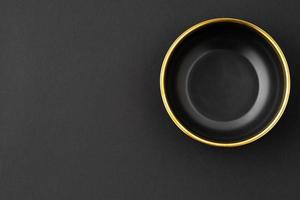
186,49,260,122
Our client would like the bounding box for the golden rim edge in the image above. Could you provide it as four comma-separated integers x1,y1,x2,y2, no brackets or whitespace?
160,18,291,147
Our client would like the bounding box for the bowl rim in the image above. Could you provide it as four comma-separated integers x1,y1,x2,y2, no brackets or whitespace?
160,18,291,147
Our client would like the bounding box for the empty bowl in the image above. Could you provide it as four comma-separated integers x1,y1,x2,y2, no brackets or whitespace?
160,18,290,147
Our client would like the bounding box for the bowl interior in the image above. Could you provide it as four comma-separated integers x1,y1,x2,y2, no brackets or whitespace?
163,21,285,143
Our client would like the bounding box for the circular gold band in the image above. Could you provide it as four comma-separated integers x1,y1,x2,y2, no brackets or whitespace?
160,18,290,147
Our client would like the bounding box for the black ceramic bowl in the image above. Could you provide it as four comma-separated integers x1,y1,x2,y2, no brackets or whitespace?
160,18,290,147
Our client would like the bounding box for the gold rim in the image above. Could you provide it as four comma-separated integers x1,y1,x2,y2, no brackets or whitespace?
160,18,291,147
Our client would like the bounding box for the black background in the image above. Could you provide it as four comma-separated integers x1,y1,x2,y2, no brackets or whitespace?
0,0,299,199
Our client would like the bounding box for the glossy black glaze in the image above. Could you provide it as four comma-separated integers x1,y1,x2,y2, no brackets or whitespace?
164,22,284,143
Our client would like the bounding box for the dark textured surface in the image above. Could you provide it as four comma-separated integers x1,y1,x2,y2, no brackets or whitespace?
0,0,299,199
